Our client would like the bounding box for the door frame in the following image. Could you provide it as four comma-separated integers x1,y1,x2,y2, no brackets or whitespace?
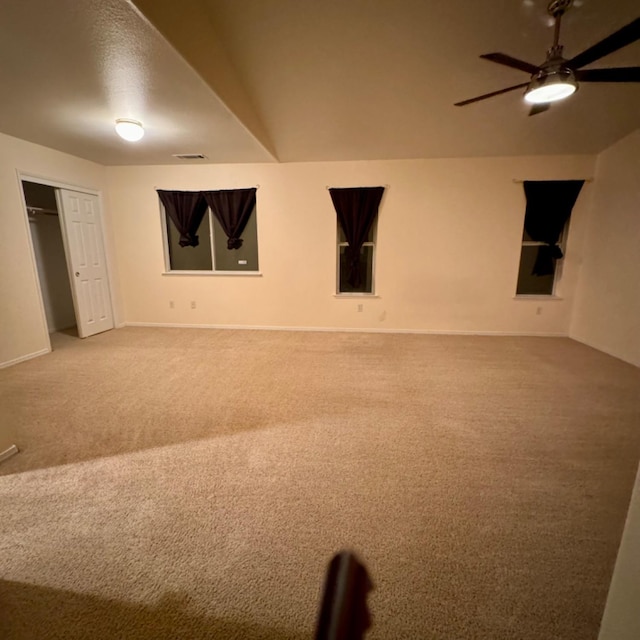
16,170,118,351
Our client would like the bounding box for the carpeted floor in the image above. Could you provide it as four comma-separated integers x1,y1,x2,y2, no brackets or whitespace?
1,327,639,639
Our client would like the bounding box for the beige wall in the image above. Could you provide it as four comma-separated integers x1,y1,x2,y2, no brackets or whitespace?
599,464,640,640
0,132,116,367
0,133,597,366
107,155,595,335
570,130,640,367
583,129,640,638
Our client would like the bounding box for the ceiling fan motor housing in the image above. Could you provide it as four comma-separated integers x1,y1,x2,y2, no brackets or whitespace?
539,46,571,77
526,65,577,103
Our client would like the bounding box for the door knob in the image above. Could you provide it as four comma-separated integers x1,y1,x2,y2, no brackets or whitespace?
75,272,80,277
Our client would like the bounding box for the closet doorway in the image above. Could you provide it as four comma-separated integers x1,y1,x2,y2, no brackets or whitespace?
23,179,115,342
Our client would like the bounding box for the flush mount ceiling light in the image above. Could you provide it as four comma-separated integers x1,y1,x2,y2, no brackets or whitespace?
115,118,144,142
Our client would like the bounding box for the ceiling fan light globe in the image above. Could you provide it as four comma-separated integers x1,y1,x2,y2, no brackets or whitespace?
524,70,577,104
115,119,144,142
525,83,576,103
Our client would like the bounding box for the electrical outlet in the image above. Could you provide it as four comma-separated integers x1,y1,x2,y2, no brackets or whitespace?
357,303,363,312
191,301,196,309
536,306,542,315
169,300,174,309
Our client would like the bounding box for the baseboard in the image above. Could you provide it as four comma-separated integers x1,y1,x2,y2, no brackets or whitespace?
0,347,50,370
124,322,567,338
0,444,19,464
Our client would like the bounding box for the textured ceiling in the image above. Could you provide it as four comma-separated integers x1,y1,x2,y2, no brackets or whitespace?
0,0,638,165
0,0,275,165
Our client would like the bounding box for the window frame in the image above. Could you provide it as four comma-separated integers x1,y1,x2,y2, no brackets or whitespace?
336,218,377,296
160,203,260,276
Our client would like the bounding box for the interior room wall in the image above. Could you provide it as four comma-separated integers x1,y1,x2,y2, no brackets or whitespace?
577,130,640,640
0,132,115,367
106,154,595,335
23,182,76,332
569,130,640,367
598,464,640,640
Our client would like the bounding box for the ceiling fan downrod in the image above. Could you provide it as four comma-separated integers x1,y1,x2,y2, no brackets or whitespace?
547,0,573,58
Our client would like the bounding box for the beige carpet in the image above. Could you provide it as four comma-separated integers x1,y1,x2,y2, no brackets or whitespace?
1,327,640,639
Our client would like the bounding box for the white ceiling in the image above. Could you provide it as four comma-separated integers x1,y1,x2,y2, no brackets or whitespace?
1,0,638,165
0,0,275,165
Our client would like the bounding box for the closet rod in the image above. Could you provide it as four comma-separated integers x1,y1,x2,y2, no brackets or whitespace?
27,206,58,216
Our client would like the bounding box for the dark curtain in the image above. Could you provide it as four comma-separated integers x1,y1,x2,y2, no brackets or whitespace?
523,180,584,276
157,190,208,247
329,186,385,288
202,188,257,250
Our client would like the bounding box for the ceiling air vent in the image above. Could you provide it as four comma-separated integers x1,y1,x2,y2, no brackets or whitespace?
172,153,208,160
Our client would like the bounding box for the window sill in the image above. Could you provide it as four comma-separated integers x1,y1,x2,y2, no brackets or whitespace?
513,295,564,301
162,271,262,277
333,293,380,298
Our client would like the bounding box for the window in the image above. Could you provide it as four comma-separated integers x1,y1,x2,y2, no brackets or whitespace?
329,186,384,295
161,190,259,273
515,180,584,296
337,220,376,294
516,224,567,296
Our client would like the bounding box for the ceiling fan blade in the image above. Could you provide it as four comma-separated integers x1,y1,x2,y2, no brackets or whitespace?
480,53,540,75
529,103,551,116
454,82,530,107
568,17,640,69
575,67,640,82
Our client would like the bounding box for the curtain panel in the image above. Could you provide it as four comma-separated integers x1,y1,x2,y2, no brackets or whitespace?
523,180,584,276
202,188,257,250
157,190,208,248
329,186,385,288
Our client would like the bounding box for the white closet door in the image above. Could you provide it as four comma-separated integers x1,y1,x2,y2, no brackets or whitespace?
57,189,114,338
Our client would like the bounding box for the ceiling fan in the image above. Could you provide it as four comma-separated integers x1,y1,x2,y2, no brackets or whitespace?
455,0,640,115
